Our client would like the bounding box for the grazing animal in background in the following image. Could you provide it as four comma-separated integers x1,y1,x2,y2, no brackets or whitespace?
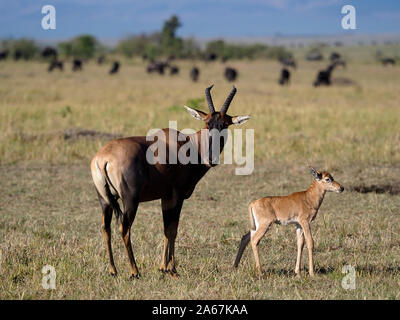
97,55,105,65
42,47,57,60
221,56,229,63
330,52,341,62
279,68,290,85
330,52,341,61
306,51,323,61
72,59,83,71
14,50,22,61
205,53,217,62
224,67,238,82
234,168,344,277
381,58,396,66
147,60,169,75
169,65,179,75
90,85,250,278
0,50,9,60
109,61,120,75
279,57,297,69
313,60,342,87
190,67,200,82
48,60,63,72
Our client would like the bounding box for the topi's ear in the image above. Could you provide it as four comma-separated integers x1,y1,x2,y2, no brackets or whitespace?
232,115,250,125
184,106,208,121
310,167,322,181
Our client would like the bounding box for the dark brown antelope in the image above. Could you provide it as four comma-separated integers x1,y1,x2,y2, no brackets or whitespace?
313,60,344,87
224,67,238,82
109,61,120,75
72,59,82,71
91,85,250,278
279,68,290,85
190,67,200,82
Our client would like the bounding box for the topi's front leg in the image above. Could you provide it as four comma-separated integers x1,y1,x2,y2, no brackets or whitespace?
160,197,183,277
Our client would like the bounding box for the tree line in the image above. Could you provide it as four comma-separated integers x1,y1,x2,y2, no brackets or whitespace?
0,15,295,61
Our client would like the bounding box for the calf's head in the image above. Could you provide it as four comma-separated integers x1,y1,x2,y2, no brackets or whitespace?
310,167,344,193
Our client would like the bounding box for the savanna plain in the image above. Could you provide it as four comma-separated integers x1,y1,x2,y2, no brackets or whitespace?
0,46,399,299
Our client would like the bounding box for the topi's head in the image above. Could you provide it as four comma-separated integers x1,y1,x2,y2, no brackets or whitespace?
184,85,250,166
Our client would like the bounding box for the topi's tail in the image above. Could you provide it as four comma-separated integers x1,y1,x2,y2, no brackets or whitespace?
234,231,251,268
103,163,123,227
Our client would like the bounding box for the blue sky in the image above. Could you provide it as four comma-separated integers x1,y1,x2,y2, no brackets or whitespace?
0,0,399,40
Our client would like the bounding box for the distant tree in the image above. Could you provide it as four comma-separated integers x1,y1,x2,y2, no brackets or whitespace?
117,15,185,59
205,40,226,58
160,15,183,57
205,40,292,60
73,35,97,58
181,38,201,59
114,14,294,61
145,44,162,61
117,33,161,58
58,35,99,58
162,15,181,39
265,46,293,60
58,42,73,57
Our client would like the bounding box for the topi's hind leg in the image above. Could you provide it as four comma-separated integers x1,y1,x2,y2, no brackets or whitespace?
119,199,140,279
98,193,117,276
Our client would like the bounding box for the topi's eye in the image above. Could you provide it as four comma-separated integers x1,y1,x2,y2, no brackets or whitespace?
324,178,331,183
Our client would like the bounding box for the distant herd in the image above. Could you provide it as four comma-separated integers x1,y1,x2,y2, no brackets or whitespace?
0,46,397,86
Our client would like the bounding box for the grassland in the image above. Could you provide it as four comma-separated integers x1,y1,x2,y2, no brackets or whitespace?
0,47,399,299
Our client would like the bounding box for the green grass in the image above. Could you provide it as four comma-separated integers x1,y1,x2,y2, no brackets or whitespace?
0,50,399,299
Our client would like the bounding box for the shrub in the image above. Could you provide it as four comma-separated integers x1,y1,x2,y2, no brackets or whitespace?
58,35,99,58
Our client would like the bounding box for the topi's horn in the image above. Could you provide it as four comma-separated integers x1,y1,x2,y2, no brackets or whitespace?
205,85,215,113
220,86,237,114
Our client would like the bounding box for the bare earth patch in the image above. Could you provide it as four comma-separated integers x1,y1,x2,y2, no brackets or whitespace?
19,128,121,142
350,184,400,195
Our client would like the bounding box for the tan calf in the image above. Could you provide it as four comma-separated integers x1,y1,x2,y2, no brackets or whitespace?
234,167,344,277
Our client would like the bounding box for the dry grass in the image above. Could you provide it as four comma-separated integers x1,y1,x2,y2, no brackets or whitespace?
0,49,399,299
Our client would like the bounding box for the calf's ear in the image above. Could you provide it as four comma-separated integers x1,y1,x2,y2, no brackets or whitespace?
310,167,322,181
